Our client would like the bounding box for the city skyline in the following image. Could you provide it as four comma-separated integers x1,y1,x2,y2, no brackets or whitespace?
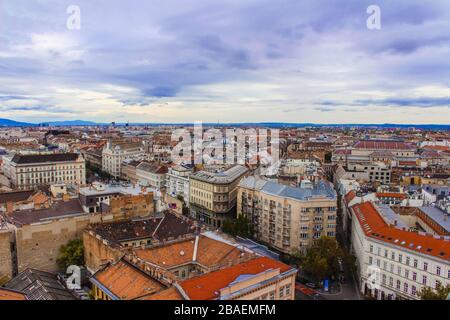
1,0,450,124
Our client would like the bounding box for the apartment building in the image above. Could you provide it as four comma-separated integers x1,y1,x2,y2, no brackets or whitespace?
347,162,392,184
237,176,337,254
167,165,192,204
5,153,86,190
189,165,249,228
102,141,144,178
350,201,450,300
136,162,168,189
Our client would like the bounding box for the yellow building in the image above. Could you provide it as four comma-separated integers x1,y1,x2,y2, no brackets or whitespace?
238,176,337,254
189,165,248,227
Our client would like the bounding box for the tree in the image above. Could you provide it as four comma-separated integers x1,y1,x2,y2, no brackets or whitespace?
57,238,85,271
221,215,253,238
299,236,343,283
419,283,450,300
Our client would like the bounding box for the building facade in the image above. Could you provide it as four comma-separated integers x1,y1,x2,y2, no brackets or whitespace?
189,165,249,228
6,153,86,190
238,176,337,254
351,201,450,300
102,141,144,178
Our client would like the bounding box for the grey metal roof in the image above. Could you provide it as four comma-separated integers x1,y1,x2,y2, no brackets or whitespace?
4,269,76,300
190,165,248,184
239,176,336,201
419,206,450,233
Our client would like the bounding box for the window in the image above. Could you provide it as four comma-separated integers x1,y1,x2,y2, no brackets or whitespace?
269,291,275,300
436,266,441,276
396,280,401,290
370,245,373,253
285,285,291,296
422,275,427,285
403,283,408,293
413,259,418,268
398,254,402,263
369,257,373,265
389,277,393,287
435,280,441,289
406,256,410,266
412,286,417,296
412,272,417,281
279,287,284,298
423,262,428,272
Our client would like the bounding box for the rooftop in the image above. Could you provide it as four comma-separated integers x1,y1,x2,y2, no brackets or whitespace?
88,211,197,246
134,234,252,269
239,176,336,201
11,153,80,165
0,288,27,300
190,165,248,184
7,199,85,226
91,259,165,300
179,256,294,300
0,190,35,204
352,202,450,261
4,269,75,300
354,140,414,150
418,206,450,234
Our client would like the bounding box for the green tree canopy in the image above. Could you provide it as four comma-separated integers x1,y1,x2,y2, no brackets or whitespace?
299,236,343,282
222,215,253,238
57,238,85,271
419,283,450,300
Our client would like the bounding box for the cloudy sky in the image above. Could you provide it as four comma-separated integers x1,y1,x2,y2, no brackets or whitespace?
0,0,449,124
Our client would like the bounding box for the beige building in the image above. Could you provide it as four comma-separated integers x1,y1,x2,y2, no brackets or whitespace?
102,141,144,178
238,176,337,254
189,165,249,228
6,153,86,190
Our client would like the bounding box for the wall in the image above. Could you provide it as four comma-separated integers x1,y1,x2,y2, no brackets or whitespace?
14,214,101,273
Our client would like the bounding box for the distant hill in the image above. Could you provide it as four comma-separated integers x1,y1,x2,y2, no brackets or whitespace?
0,118,33,127
0,118,449,130
44,120,99,126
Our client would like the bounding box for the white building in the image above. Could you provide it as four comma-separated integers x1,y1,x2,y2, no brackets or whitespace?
102,141,144,178
136,162,168,190
5,153,86,190
350,201,450,300
166,165,192,204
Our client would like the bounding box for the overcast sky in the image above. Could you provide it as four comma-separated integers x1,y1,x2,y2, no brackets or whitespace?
0,0,449,124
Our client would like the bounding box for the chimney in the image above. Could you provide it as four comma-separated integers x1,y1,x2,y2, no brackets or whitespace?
6,201,13,215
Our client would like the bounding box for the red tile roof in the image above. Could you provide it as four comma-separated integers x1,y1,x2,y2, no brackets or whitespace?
0,288,27,300
343,191,357,206
351,202,450,261
179,256,294,300
93,259,165,300
354,140,414,150
376,192,407,199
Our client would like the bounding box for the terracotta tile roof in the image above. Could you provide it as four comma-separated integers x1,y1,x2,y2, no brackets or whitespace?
138,287,183,300
0,288,27,300
134,235,250,269
376,192,407,199
179,256,294,300
343,190,357,206
353,140,414,150
351,202,450,261
92,259,165,300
